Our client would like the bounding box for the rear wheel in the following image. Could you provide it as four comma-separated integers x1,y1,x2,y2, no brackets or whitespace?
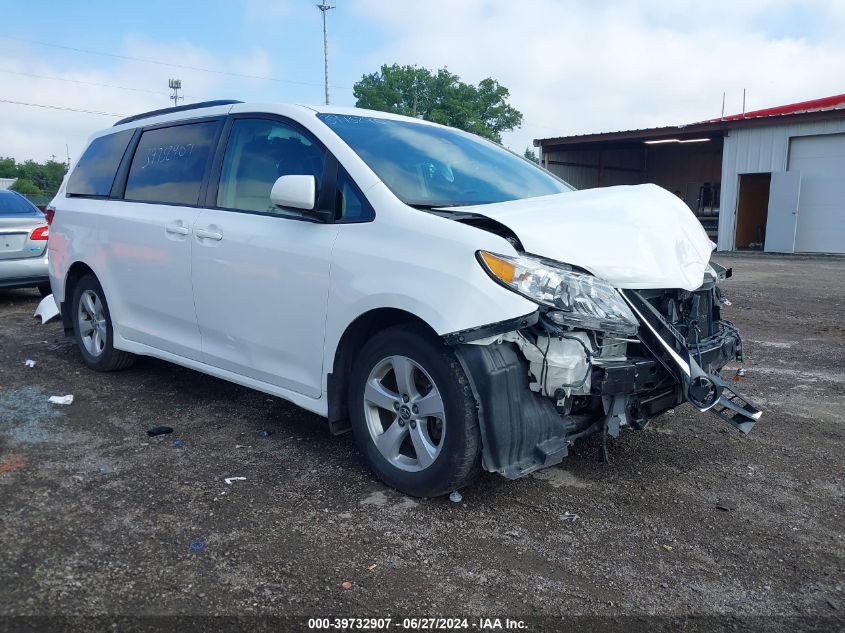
71,274,136,371
348,324,481,497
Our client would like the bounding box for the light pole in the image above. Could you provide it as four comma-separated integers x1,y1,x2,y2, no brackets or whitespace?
168,79,183,107
316,3,335,105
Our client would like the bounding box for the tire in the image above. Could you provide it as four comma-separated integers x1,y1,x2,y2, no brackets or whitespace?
37,283,52,298
348,323,481,497
70,274,136,372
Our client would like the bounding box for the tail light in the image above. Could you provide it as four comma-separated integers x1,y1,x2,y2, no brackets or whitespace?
31,226,49,241
44,205,55,225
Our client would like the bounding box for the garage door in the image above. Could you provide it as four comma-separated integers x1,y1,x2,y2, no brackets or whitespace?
789,134,845,253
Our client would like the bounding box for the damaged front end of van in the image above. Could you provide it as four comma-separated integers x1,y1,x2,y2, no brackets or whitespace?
440,185,762,479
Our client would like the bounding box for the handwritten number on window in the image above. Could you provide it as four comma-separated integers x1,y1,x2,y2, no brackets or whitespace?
141,143,196,169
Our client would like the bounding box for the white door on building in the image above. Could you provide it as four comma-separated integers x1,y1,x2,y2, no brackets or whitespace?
764,171,801,253
789,134,845,253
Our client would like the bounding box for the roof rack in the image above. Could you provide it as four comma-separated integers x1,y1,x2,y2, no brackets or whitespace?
113,100,243,127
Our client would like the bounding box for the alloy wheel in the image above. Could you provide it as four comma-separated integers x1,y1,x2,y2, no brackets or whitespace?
363,355,446,472
77,289,107,358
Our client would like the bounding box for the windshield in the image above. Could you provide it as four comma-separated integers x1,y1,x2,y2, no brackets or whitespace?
318,113,572,207
0,192,42,216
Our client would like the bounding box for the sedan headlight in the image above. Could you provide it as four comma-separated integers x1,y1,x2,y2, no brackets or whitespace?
478,251,639,335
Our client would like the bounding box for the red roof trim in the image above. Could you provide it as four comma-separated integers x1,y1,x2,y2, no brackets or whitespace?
703,93,845,122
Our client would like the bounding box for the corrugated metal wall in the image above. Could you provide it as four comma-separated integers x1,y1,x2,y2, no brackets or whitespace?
544,148,643,189
544,144,722,195
718,118,845,250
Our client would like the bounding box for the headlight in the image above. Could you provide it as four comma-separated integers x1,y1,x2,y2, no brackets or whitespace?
478,251,639,335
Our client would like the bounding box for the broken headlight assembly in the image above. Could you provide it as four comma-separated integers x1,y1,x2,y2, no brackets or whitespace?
477,251,639,336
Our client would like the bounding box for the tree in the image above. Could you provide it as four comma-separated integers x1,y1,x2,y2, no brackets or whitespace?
10,178,42,195
0,157,67,196
523,146,539,164
0,157,16,178
16,159,67,195
353,64,523,142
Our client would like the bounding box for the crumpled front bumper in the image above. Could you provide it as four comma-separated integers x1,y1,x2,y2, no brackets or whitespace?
450,292,762,479
620,290,762,434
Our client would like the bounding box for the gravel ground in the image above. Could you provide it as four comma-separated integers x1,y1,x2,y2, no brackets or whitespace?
0,253,843,631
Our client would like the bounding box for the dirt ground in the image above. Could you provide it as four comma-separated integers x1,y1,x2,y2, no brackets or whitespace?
0,253,843,630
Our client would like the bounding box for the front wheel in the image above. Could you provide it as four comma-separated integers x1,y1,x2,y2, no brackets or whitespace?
71,274,136,372
348,324,481,497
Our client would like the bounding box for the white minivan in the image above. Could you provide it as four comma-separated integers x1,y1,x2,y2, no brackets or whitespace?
49,100,760,497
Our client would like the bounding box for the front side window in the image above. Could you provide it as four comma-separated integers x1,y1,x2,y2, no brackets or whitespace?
124,121,219,205
67,129,134,197
317,113,572,208
335,168,374,223
217,118,325,214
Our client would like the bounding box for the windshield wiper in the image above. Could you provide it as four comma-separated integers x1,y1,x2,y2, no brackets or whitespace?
406,201,493,210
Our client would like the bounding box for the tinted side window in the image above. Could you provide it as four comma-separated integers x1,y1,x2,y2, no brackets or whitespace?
67,129,134,196
0,192,41,216
335,168,374,223
124,122,218,205
217,118,325,214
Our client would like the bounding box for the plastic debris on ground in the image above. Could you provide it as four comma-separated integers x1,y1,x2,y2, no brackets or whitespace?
24,359,36,368
341,581,353,591
560,511,579,522
224,476,246,485
173,439,183,448
258,430,272,438
48,395,73,405
33,294,60,324
146,426,173,437
449,490,462,503
189,539,206,552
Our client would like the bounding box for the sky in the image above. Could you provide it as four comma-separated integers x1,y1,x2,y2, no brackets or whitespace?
1,0,844,163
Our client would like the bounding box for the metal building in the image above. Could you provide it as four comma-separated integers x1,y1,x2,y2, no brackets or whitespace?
534,94,845,254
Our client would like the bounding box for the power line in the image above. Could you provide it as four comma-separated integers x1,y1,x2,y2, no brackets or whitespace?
0,34,351,90
0,68,170,96
0,98,123,117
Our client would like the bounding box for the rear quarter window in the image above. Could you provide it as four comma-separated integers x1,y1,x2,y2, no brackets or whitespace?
0,192,42,216
124,121,219,206
66,129,134,197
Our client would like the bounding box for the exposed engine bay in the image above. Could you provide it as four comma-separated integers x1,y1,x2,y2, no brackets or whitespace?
446,263,762,479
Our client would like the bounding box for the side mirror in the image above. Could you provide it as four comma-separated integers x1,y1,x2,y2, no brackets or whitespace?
270,175,316,211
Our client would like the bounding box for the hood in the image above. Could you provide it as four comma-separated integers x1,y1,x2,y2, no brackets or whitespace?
447,184,715,291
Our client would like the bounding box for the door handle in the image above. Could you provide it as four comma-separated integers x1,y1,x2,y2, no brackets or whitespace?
196,228,223,241
165,223,190,236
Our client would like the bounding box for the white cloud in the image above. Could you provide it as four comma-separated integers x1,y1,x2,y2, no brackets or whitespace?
3,2,844,163
350,0,845,152
0,36,274,162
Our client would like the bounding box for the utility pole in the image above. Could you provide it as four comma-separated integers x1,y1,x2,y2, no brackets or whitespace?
316,3,335,105
168,79,183,107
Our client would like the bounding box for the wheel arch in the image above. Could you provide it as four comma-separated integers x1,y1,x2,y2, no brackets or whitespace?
326,307,438,434
60,261,97,335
